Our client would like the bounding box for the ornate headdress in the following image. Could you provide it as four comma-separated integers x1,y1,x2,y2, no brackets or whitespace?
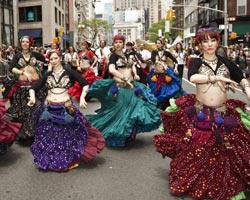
195,27,220,43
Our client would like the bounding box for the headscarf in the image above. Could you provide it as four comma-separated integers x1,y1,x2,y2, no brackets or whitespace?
113,35,125,42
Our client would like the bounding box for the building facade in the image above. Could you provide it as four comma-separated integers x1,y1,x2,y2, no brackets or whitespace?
13,0,69,47
0,0,14,46
113,0,163,34
174,0,250,46
1,0,98,48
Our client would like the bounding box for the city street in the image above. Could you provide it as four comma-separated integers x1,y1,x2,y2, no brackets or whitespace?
0,74,250,200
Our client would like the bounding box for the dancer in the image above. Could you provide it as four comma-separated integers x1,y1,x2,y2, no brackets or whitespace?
124,41,148,85
151,38,178,74
4,36,47,145
68,55,101,100
78,41,98,69
147,61,184,110
27,49,105,171
153,27,250,200
86,35,161,147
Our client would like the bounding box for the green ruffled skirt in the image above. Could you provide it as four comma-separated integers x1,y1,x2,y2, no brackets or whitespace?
86,79,161,147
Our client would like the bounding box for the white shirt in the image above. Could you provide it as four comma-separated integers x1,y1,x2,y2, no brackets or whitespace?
95,47,111,62
139,49,151,61
174,50,186,65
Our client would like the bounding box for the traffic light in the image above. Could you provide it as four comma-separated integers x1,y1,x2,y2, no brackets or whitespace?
166,9,171,20
171,10,176,19
59,26,63,37
166,9,175,20
230,32,237,40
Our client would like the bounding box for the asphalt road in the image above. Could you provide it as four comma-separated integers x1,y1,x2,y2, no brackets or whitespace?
0,98,182,200
0,74,249,200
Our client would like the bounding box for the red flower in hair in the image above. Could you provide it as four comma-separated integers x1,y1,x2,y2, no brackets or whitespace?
29,37,34,44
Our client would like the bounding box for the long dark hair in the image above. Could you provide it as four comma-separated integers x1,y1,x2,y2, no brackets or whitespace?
175,42,184,53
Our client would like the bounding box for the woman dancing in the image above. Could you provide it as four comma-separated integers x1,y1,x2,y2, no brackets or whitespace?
4,36,47,145
68,55,101,100
147,61,184,110
86,35,161,147
27,49,105,171
153,27,250,200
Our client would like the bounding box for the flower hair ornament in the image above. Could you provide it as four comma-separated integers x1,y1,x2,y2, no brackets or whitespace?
195,27,220,43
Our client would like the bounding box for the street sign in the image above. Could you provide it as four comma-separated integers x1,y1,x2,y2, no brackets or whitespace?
62,34,68,40
165,21,170,33
158,29,162,37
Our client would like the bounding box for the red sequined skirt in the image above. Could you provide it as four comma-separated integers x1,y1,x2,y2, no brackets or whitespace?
153,94,250,200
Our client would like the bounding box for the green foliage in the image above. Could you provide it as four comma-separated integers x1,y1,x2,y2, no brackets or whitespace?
146,19,175,42
80,19,111,45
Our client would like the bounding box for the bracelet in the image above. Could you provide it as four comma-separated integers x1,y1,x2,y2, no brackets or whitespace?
242,83,250,92
207,74,211,83
207,74,216,84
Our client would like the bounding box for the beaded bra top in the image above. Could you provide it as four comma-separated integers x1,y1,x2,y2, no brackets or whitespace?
17,55,37,68
198,60,231,79
46,73,71,90
116,54,133,69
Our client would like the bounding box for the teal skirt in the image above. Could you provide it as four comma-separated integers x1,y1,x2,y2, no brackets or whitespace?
86,79,161,147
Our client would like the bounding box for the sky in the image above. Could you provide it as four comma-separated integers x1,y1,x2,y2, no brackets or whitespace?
95,0,112,14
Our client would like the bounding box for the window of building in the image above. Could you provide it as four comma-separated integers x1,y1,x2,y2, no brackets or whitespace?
62,0,64,9
55,7,58,24
2,0,12,5
62,14,64,27
19,6,42,23
237,0,246,15
59,11,61,25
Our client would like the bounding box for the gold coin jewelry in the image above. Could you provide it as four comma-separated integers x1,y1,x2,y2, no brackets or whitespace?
203,57,218,65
